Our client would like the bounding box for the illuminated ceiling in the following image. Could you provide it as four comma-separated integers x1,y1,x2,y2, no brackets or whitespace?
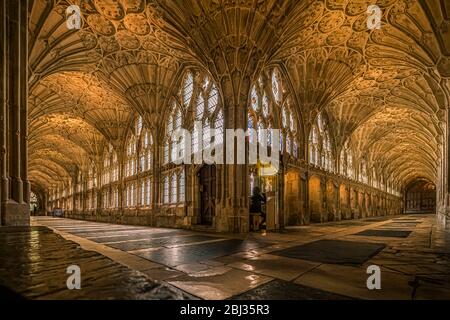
28,0,450,192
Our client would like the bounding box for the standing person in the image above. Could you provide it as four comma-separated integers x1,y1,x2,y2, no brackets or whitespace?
250,187,266,232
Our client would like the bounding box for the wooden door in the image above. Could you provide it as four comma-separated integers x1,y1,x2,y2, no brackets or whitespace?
199,165,216,225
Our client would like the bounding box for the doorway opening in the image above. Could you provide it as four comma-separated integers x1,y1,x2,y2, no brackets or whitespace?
199,165,216,225
405,180,436,214
249,163,279,232
30,192,40,216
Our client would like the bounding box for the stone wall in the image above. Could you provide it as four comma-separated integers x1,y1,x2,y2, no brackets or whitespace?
59,164,403,233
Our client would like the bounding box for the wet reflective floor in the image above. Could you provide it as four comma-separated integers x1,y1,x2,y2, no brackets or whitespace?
0,226,191,300
2,214,450,300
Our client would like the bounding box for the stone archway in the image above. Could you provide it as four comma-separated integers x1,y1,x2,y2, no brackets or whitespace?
284,169,302,226
326,180,338,222
339,184,349,220
309,176,323,223
405,180,436,214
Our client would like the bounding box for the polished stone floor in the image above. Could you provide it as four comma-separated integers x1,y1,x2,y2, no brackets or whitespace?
1,214,449,300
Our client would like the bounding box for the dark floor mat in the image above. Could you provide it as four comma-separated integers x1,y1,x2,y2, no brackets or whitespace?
137,239,273,267
354,229,412,238
272,239,386,265
231,280,354,300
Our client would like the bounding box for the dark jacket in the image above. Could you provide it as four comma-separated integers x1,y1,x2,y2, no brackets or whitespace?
250,193,266,214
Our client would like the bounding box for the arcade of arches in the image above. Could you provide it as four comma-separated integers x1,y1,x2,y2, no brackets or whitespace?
1,0,449,233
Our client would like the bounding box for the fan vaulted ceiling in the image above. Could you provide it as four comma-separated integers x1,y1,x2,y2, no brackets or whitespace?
28,0,450,192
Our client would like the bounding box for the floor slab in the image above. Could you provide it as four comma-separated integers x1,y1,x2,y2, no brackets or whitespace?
21,214,450,300
229,254,320,281
272,239,386,265
354,230,412,238
294,264,414,300
232,280,353,300
168,267,272,300
136,239,272,267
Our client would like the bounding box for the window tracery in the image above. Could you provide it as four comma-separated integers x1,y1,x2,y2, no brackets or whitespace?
309,113,334,171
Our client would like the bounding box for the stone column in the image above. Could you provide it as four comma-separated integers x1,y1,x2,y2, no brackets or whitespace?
151,135,159,226
300,170,308,225
277,165,285,230
20,0,29,208
437,102,449,227
304,171,311,224
219,74,252,233
0,0,7,225
72,175,76,217
0,0,29,226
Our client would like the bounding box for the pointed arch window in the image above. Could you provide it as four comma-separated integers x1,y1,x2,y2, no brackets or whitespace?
171,173,178,203
140,129,153,172
125,134,137,177
360,160,368,184
324,132,333,171
182,72,194,107
262,94,269,117
136,116,143,136
140,180,145,206
347,150,354,179
125,115,149,177
125,182,136,208
248,69,299,161
146,178,151,207
161,170,185,205
110,152,118,182
248,75,276,158
102,151,110,186
87,162,97,190
340,149,346,176
340,141,356,180
192,78,223,157
163,176,169,204
309,126,319,165
103,189,110,209
281,99,299,158
165,101,183,164
112,187,118,208
102,144,116,186
251,87,258,112
373,168,379,188
272,69,282,104
309,113,334,171
179,170,185,202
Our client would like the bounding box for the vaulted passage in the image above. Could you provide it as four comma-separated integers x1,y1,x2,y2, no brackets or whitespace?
1,0,450,233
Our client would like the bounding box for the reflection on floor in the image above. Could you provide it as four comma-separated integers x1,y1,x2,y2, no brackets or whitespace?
1,214,449,300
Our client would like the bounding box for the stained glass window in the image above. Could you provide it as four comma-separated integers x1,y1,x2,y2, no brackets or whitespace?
146,179,151,206
163,177,169,204
171,173,177,203
281,100,299,158
183,73,194,106
179,171,185,202
262,94,269,117
125,135,137,177
141,181,145,206
309,112,333,171
272,70,282,103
